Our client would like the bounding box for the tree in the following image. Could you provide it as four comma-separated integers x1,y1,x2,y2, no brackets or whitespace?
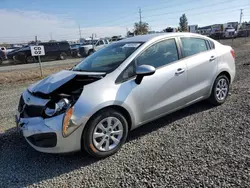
179,14,188,32
49,40,57,42
134,21,149,35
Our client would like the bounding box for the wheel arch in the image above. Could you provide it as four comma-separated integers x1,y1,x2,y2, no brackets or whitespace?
209,69,231,96
217,71,231,83
84,105,133,131
80,105,133,151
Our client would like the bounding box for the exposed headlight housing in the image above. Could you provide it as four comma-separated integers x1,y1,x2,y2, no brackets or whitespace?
44,98,70,117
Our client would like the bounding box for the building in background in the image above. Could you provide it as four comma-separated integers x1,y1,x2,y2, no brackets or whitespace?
188,25,198,33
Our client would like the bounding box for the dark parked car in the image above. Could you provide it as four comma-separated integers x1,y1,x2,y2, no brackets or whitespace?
0,49,5,64
7,41,71,63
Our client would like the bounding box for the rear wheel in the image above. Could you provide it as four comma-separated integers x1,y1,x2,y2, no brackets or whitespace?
82,109,128,158
208,75,230,105
59,52,67,60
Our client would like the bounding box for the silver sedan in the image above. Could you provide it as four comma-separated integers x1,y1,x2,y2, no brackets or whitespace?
16,33,236,158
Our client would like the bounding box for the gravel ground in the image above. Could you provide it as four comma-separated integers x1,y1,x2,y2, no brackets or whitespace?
0,38,250,187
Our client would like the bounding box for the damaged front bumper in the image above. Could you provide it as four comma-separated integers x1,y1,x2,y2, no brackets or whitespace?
15,112,83,153
15,89,84,153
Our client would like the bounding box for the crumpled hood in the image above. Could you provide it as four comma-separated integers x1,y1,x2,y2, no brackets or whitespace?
28,70,105,94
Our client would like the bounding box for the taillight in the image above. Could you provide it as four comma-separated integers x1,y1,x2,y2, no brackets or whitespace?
230,49,235,59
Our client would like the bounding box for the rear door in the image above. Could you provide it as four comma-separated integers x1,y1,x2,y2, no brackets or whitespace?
179,37,218,103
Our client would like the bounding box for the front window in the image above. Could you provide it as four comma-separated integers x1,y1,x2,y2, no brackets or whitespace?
136,38,179,68
73,42,143,73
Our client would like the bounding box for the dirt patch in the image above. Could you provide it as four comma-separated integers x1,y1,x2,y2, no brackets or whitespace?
0,64,72,85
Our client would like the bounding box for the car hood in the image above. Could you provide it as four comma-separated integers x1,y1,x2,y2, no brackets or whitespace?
8,46,30,55
28,70,106,95
80,44,93,48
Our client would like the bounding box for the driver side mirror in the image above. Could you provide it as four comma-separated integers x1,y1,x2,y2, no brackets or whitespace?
135,65,155,84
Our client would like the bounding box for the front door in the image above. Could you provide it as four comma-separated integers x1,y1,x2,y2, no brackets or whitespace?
119,38,188,125
95,40,105,51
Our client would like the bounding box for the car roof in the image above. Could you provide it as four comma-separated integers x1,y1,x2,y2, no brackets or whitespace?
121,32,208,43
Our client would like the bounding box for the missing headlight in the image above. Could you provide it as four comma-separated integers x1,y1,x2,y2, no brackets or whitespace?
44,98,70,117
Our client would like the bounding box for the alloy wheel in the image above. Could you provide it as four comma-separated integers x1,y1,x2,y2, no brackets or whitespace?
93,117,123,152
216,78,228,101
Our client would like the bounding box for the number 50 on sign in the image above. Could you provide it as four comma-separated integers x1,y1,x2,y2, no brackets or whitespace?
30,45,45,56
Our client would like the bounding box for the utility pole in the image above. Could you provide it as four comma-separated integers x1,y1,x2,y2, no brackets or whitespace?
35,36,43,77
35,36,38,44
139,7,142,35
239,9,243,25
79,25,82,41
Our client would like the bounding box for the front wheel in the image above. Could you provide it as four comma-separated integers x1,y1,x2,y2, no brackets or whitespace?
88,50,94,56
208,75,230,105
26,56,35,63
82,109,128,158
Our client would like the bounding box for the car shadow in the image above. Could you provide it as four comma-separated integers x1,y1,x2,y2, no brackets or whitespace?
127,100,214,141
0,100,214,187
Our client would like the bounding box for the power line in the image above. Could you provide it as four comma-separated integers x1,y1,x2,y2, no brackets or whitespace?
142,0,200,13
1,1,250,42
144,0,238,18
144,4,250,23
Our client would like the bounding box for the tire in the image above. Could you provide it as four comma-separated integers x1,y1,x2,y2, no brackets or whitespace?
59,52,67,60
26,56,35,63
88,50,94,56
0,58,2,64
82,108,128,158
208,75,230,105
77,52,81,58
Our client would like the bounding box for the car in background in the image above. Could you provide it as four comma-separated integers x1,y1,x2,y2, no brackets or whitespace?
70,43,81,57
0,47,7,60
16,33,235,158
0,49,5,64
79,38,109,57
7,46,27,60
7,41,71,63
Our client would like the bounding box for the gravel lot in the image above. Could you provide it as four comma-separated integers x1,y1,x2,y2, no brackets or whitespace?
0,38,250,187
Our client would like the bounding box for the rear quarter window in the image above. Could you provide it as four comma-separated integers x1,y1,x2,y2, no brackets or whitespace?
209,40,215,49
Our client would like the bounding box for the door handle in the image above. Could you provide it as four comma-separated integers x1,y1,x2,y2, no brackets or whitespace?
175,68,185,75
209,56,216,61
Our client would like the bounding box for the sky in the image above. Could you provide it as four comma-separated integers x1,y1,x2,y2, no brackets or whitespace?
0,0,250,43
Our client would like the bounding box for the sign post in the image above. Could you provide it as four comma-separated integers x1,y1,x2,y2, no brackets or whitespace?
30,45,45,77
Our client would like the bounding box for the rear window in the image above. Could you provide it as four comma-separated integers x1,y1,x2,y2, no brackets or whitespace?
180,37,208,57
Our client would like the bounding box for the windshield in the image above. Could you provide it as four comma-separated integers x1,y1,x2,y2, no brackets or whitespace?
73,41,143,73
